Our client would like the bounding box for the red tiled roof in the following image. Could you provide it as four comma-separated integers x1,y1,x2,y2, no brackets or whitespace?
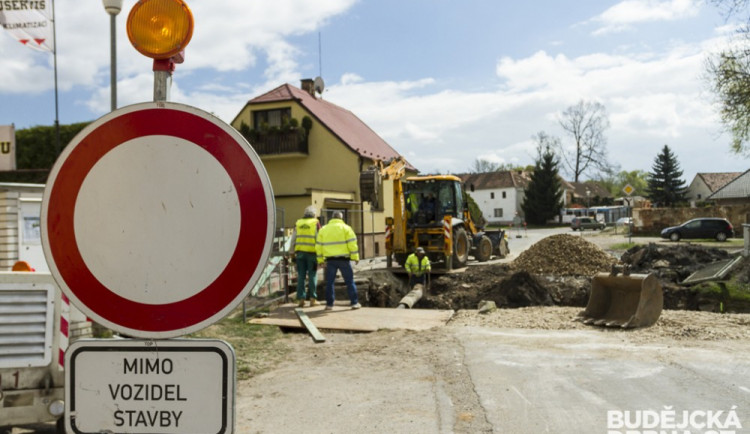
458,171,532,189
697,172,742,193
243,84,416,170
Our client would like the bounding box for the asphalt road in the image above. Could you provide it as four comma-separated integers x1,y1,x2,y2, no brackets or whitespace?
234,323,750,434
457,327,749,433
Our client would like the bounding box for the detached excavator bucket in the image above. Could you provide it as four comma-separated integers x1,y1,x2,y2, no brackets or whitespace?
577,271,663,328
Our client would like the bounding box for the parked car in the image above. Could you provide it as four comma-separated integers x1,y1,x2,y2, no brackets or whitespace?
571,217,605,231
615,217,633,226
660,218,734,242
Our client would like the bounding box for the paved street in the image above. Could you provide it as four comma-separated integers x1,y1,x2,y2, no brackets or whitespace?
457,327,749,433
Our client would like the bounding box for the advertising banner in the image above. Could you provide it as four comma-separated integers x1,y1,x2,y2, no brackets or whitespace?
0,0,54,52
0,124,15,171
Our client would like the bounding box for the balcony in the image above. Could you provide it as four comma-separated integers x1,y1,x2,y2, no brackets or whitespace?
249,130,308,156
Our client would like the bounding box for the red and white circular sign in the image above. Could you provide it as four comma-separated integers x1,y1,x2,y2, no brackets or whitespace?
42,102,275,338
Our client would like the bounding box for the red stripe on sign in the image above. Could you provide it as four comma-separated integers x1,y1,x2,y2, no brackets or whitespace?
46,108,268,332
58,349,65,367
60,316,69,336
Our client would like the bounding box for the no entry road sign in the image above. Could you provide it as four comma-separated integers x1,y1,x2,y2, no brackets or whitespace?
42,102,275,338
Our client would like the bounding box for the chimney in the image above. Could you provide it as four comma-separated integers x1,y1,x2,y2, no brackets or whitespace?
301,78,315,96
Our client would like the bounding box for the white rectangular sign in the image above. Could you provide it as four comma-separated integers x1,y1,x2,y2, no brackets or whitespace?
65,339,235,434
0,124,15,171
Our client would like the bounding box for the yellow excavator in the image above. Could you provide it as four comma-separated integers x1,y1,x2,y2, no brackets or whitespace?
359,157,509,271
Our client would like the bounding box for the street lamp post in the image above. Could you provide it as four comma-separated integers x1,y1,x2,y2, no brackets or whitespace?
586,189,591,213
102,0,124,112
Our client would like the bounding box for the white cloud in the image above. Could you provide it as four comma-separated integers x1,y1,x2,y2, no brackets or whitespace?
0,1,742,181
590,0,701,35
0,0,355,120
320,36,735,179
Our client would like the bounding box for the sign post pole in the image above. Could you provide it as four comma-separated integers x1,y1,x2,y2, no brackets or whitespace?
41,3,273,433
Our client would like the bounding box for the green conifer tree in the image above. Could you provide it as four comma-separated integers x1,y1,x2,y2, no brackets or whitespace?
521,146,564,225
646,145,687,207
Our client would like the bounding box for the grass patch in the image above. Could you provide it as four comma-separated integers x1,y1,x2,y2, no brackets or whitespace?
692,280,750,313
694,281,750,302
189,309,291,381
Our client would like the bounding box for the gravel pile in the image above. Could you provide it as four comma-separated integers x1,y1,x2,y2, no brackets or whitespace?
449,306,750,342
511,234,619,276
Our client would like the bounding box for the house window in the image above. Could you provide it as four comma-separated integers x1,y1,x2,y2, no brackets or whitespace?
494,208,503,218
253,108,291,128
502,192,507,199
490,192,495,199
697,194,702,199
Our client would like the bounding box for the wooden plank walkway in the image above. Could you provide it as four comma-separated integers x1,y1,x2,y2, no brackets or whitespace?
294,308,326,343
249,303,454,332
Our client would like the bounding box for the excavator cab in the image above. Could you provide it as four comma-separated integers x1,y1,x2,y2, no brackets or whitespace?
403,178,462,227
577,266,663,328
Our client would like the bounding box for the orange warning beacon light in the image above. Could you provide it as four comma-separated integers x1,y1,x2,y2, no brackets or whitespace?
126,0,194,60
12,261,35,272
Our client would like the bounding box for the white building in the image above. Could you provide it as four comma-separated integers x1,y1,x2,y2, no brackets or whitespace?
460,171,531,225
686,172,741,204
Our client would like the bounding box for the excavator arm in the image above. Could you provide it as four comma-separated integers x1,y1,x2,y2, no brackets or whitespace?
359,157,408,253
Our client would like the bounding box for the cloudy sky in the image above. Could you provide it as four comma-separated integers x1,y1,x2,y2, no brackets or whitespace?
0,0,747,184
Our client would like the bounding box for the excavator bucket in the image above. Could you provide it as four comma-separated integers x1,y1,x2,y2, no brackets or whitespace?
577,271,663,328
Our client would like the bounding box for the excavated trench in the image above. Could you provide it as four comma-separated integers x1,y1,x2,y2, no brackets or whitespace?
359,234,750,314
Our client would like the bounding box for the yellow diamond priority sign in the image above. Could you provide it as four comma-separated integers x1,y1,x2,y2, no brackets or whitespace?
623,184,635,196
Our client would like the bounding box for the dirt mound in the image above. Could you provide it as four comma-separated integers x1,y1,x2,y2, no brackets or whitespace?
621,243,732,283
512,234,619,276
358,269,411,307
423,265,590,311
422,270,555,310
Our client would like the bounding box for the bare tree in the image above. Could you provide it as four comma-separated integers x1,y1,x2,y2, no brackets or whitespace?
468,158,500,173
555,100,612,182
531,131,561,161
467,158,520,173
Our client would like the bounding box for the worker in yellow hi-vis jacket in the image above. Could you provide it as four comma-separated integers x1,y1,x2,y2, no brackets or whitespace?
290,206,321,308
405,246,431,288
316,211,361,310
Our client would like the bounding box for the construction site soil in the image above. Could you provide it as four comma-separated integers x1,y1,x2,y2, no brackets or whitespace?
361,234,750,314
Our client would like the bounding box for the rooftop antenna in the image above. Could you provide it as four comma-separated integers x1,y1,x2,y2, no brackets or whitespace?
314,32,325,98
318,31,322,78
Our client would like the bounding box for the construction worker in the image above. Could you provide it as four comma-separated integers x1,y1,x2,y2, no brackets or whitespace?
316,211,361,310
405,246,431,288
290,206,321,307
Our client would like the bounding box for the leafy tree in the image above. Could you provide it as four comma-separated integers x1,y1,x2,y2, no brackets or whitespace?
555,100,615,182
0,122,90,183
646,145,687,207
707,0,750,154
594,169,648,197
465,193,487,228
521,145,563,225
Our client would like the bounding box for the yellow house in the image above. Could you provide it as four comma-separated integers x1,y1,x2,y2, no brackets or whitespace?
231,80,416,258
